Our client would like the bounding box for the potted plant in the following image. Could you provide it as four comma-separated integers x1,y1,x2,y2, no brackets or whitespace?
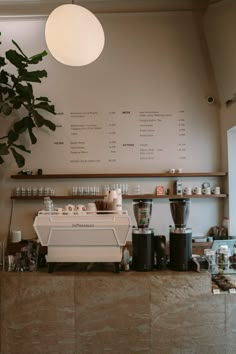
0,32,56,167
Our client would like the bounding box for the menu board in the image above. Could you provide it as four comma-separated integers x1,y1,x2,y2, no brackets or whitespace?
46,108,189,172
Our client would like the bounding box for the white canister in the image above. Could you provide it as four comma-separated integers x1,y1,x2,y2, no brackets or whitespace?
86,203,97,213
11,230,22,243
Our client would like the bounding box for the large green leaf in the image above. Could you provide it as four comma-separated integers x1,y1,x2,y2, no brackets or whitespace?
6,49,27,69
0,56,6,67
12,96,23,109
34,101,56,114
20,70,47,83
28,128,37,144
0,86,9,95
9,74,18,86
33,110,56,131
14,116,35,134
36,96,50,102
0,143,9,155
15,83,34,101
28,50,47,64
12,143,30,153
2,102,12,115
0,69,8,83
10,147,25,167
12,40,27,58
8,129,19,144
33,110,46,127
0,156,4,164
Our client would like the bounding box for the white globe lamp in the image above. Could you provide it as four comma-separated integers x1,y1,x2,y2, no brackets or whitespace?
45,4,105,66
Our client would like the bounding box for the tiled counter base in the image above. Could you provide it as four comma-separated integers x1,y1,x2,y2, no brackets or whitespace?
0,271,236,354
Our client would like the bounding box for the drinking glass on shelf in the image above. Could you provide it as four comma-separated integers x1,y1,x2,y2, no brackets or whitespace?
15,187,21,196
89,185,96,196
26,187,32,196
32,187,38,196
122,184,128,195
78,186,83,195
72,186,78,196
84,186,89,195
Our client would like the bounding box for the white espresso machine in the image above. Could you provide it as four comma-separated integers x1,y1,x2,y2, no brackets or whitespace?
33,209,131,273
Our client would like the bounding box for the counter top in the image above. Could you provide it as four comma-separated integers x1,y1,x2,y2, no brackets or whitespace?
1,269,236,354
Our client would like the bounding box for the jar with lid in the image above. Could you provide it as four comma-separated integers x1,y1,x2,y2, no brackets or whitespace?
217,245,230,273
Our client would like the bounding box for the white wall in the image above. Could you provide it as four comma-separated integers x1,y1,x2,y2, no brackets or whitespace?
0,11,223,241
227,127,236,235
204,0,236,234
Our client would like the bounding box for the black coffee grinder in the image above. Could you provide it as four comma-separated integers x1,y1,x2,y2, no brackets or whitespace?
169,198,192,271
132,199,154,271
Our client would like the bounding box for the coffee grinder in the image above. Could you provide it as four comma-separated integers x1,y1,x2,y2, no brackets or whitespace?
169,198,192,271
132,199,154,271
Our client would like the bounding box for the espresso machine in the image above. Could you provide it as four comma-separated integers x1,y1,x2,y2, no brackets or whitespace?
132,199,154,271
169,198,192,271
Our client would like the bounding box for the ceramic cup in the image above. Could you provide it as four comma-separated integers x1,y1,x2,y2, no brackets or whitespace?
192,187,202,195
202,187,211,195
212,186,221,195
183,187,192,195
77,204,86,212
65,204,75,213
55,207,63,213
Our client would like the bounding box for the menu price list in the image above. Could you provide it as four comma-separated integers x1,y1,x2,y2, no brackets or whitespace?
51,109,189,169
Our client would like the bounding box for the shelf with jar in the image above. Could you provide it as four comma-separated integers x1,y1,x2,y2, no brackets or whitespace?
10,193,228,200
10,171,228,200
10,172,227,179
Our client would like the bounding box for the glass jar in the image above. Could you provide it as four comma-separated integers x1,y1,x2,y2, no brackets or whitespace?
217,245,229,273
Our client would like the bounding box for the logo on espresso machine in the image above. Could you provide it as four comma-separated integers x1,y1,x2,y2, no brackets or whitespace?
72,223,95,228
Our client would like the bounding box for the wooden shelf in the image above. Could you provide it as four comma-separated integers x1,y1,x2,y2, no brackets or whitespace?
10,172,227,179
11,194,228,200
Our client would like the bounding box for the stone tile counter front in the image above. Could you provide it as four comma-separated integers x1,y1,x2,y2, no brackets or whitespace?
0,271,236,354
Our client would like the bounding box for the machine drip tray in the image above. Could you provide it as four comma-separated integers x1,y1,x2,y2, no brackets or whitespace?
47,261,121,273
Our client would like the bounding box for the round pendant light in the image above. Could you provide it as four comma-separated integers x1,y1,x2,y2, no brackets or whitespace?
45,4,105,66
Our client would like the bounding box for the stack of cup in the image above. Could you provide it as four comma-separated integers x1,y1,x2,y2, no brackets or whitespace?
106,188,123,213
114,188,122,213
44,197,54,212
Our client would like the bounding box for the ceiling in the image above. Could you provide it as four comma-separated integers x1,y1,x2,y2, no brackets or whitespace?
0,0,224,16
